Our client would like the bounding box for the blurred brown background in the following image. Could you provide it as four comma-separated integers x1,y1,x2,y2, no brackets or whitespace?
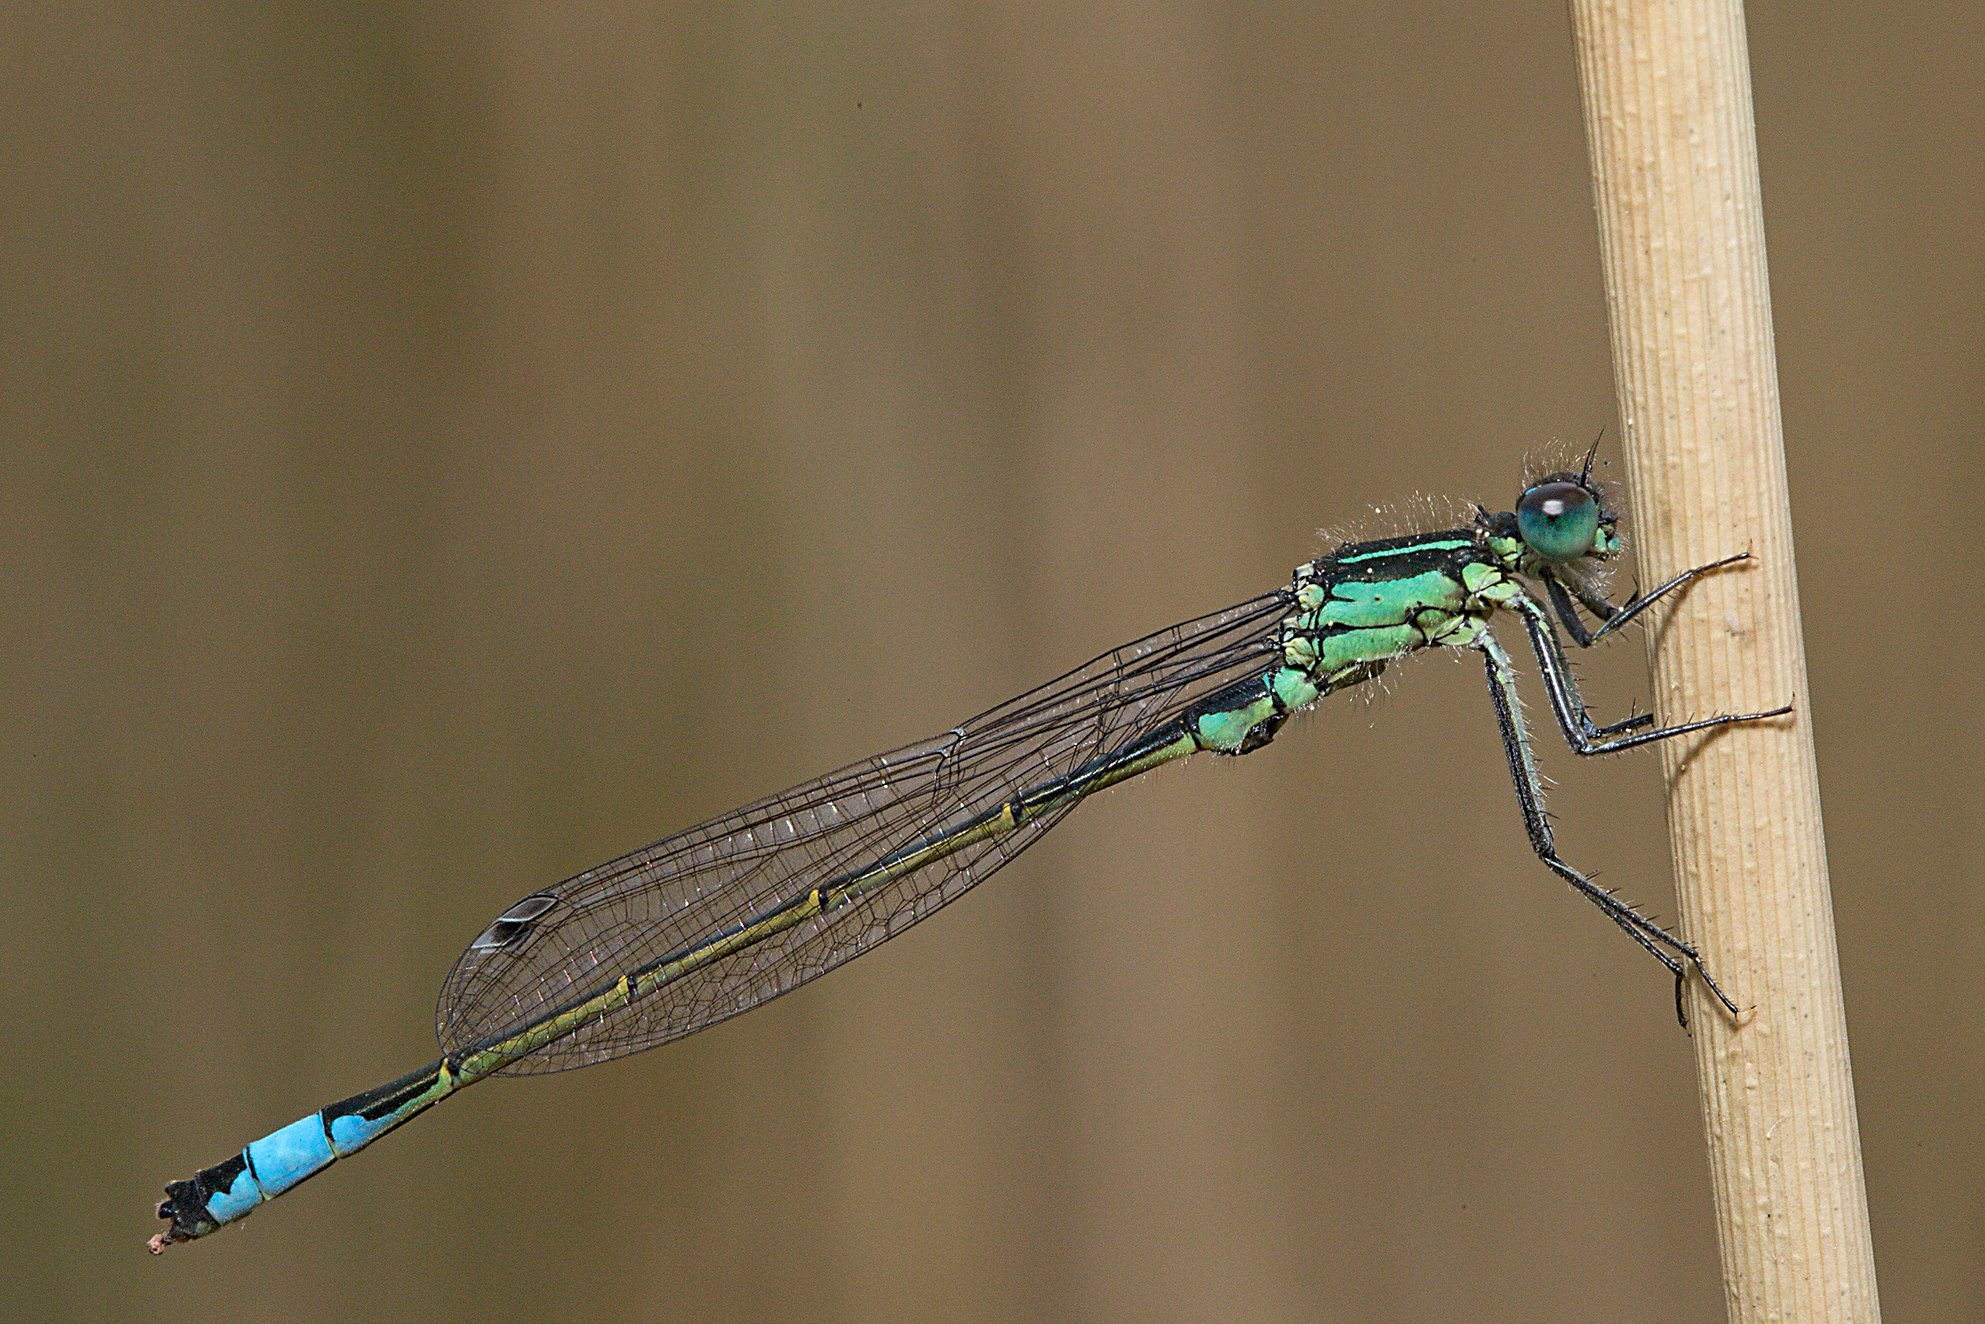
3,4,1978,1321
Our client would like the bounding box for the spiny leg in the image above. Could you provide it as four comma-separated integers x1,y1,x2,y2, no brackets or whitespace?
1511,592,1793,756
1475,629,1735,1025
1539,584,1660,739
1529,587,1659,738
1544,552,1754,648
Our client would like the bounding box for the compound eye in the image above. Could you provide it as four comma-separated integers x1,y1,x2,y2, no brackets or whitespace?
1515,481,1600,563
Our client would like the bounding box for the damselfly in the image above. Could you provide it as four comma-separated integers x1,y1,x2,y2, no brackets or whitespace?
151,448,1788,1251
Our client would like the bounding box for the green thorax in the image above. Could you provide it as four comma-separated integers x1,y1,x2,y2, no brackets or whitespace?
1187,525,1528,756
1283,525,1527,678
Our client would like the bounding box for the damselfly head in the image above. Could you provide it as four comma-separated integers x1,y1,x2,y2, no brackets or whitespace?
1513,472,1619,565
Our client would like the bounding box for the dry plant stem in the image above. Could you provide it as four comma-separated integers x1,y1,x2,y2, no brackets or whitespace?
1568,1,1880,1320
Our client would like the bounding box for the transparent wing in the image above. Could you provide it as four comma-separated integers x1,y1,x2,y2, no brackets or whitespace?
437,590,1292,1074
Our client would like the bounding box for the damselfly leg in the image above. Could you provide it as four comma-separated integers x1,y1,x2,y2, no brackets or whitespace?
1476,563,1791,1024
1543,552,1755,648
1476,628,1741,1026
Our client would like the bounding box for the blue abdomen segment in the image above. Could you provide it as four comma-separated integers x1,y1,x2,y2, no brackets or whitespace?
151,1059,457,1251
245,1113,337,1196
196,1154,262,1225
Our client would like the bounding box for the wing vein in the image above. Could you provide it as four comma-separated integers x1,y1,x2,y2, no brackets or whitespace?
436,589,1293,1072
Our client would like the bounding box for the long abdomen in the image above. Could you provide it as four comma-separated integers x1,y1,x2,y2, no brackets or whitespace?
150,1060,461,1251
